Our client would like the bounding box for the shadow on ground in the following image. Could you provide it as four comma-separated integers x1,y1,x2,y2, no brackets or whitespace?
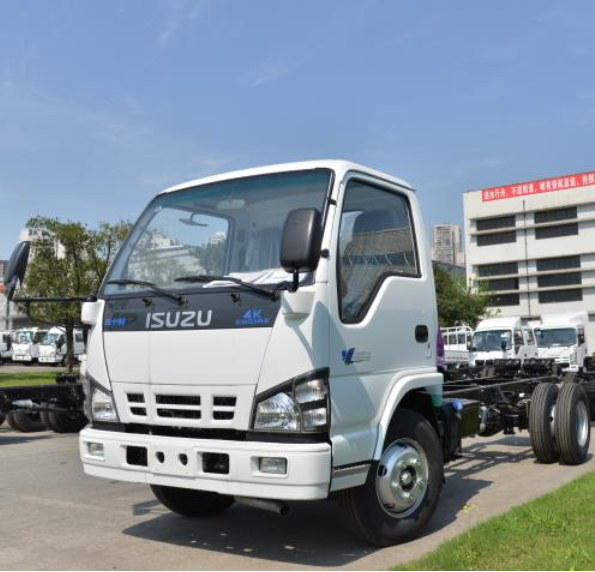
121,438,542,567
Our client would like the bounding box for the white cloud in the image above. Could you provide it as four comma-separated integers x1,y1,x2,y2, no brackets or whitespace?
157,0,210,45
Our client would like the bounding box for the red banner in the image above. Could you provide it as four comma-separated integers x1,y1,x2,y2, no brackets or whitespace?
481,169,595,202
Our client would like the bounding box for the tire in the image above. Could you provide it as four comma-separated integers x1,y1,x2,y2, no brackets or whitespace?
555,383,591,465
40,410,53,429
583,382,595,421
44,411,87,433
339,408,443,546
8,411,46,432
0,412,6,427
151,485,234,517
529,383,559,463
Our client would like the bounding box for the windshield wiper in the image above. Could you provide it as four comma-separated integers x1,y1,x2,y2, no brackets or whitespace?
106,279,185,305
174,275,277,300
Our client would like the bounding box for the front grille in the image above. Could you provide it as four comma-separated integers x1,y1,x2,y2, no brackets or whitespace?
155,394,202,420
127,393,147,417
213,396,236,421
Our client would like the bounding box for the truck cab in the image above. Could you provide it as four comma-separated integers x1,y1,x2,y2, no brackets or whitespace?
12,328,48,364
441,325,472,364
534,312,588,372
0,331,14,363
76,160,443,545
469,316,538,365
38,327,86,365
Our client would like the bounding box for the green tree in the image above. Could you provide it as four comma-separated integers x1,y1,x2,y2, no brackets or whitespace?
433,263,497,328
18,217,131,372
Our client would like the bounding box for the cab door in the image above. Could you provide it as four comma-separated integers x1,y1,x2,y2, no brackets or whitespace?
328,174,438,466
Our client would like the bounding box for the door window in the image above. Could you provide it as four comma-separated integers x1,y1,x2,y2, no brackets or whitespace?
338,180,418,322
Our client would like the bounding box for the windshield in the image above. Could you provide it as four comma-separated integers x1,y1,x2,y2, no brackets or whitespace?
536,328,577,348
103,170,332,296
41,332,63,346
16,331,33,344
473,329,512,351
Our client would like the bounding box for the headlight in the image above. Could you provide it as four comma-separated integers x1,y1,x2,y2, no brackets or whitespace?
85,374,119,422
569,351,577,364
252,370,329,433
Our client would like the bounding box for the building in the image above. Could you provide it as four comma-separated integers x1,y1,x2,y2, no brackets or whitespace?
19,227,65,258
431,224,465,267
464,168,595,342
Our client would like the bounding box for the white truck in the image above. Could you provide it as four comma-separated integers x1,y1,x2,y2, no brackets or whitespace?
3,160,592,546
534,312,589,372
11,328,48,364
441,325,472,364
38,327,86,365
0,330,14,363
469,316,538,365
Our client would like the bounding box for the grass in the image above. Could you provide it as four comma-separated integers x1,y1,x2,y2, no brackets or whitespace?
0,371,60,387
395,470,595,571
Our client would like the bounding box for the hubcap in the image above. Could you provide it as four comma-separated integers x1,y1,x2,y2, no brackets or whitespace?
576,400,589,448
376,438,429,518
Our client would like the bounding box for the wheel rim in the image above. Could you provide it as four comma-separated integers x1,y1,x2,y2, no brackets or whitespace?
376,438,428,518
576,400,589,448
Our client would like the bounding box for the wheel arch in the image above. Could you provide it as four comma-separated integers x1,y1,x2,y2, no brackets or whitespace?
373,372,443,460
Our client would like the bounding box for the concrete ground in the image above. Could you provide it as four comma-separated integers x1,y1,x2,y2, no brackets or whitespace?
0,426,593,571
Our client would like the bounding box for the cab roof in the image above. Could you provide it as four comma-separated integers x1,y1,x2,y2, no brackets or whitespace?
160,160,414,196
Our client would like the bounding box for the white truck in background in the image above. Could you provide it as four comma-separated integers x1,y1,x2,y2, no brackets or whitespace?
38,327,86,365
441,326,472,364
11,328,48,364
469,316,538,365
534,312,589,372
0,331,14,363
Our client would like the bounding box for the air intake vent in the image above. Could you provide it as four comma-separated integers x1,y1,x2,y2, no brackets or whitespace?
156,395,201,406
155,394,202,421
127,393,145,403
213,396,237,421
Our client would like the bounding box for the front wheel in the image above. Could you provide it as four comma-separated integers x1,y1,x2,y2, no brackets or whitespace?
151,485,234,517
556,383,591,465
339,408,443,546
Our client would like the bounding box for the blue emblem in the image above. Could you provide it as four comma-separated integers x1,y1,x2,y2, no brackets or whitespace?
341,347,356,365
235,309,271,327
104,316,128,328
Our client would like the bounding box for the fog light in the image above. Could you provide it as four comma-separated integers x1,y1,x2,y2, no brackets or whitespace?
87,442,104,458
259,457,287,475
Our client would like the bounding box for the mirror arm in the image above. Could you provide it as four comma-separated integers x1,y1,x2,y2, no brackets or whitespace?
290,270,299,293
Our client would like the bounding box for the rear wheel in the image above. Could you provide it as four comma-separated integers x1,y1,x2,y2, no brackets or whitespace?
8,411,46,432
151,485,234,517
556,383,591,465
339,408,443,546
45,411,87,433
0,412,6,427
529,382,559,463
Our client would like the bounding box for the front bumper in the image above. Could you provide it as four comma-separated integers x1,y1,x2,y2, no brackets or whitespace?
39,356,62,364
80,427,332,501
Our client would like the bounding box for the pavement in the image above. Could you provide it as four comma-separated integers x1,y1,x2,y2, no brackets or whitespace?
0,425,594,571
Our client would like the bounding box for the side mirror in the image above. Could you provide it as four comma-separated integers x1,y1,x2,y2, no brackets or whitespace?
501,339,508,351
2,242,31,301
280,208,322,291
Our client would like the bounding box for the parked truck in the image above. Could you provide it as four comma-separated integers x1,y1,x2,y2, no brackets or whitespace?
534,312,589,373
3,161,593,546
38,327,86,365
0,330,14,364
469,316,538,365
11,327,48,364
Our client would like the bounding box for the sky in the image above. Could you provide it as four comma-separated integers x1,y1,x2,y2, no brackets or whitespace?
1,0,595,258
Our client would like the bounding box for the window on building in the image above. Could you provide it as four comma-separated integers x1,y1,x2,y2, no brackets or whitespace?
492,293,520,306
534,206,577,224
536,255,581,272
477,231,516,247
538,289,583,304
537,272,582,288
486,277,519,291
476,215,516,232
535,223,578,240
477,261,519,277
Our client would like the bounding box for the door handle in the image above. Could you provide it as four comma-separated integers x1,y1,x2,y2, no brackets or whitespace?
415,325,429,343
